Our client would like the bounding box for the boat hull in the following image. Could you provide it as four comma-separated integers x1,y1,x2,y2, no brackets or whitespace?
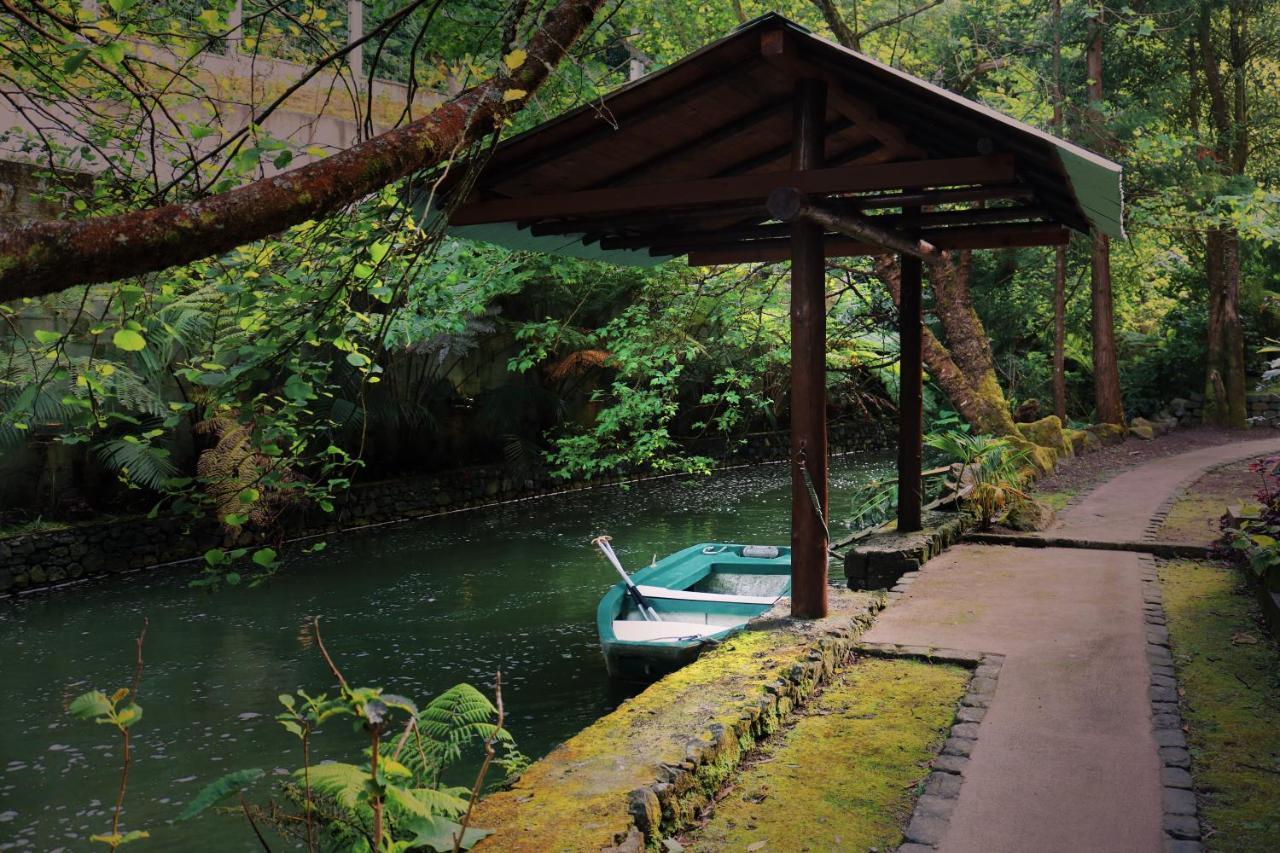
596,542,791,680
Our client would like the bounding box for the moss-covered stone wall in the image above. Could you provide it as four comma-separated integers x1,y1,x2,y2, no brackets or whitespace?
470,590,884,851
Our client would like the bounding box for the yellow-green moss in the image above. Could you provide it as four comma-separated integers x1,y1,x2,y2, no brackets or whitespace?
1086,422,1128,446
1160,559,1280,851
1036,490,1076,512
1016,415,1073,459
684,657,968,852
471,595,880,851
1156,460,1261,546
1065,428,1097,455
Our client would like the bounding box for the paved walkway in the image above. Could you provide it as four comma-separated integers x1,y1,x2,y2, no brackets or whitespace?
863,434,1280,853
1053,436,1280,542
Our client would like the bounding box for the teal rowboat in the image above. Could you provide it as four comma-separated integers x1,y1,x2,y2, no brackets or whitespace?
596,543,791,680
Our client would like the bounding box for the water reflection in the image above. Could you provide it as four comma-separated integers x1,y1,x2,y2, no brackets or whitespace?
0,452,890,850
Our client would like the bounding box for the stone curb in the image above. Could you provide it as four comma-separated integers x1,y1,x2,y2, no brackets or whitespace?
1139,555,1204,853
961,532,1209,559
612,600,885,851
1141,447,1279,544
854,642,1005,852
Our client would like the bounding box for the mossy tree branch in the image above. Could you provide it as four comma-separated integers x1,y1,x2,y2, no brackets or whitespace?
0,0,607,303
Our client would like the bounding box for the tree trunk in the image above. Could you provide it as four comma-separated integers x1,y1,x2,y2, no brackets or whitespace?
1196,2,1249,428
1053,247,1067,420
874,255,1017,437
1051,0,1067,422
0,0,607,302
1086,7,1125,424
1204,228,1248,427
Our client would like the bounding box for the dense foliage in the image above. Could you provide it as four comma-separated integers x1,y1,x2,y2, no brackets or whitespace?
1,0,1279,574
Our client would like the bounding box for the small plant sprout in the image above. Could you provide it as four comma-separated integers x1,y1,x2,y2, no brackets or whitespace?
68,618,149,849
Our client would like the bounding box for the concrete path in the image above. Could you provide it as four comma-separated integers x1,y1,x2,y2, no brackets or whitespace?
862,435,1280,853
1053,436,1280,542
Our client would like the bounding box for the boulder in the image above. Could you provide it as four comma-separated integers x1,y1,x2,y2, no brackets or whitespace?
1013,398,1042,423
1129,419,1156,440
1005,499,1056,532
1009,435,1058,474
1065,427,1100,455
1015,415,1073,459
1130,416,1172,438
1086,422,1128,446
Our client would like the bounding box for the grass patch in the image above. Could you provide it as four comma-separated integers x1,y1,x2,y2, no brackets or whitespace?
1160,559,1280,852
1035,490,1076,512
683,656,967,852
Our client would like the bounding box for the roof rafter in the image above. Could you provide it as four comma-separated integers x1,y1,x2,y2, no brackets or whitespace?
451,155,1016,225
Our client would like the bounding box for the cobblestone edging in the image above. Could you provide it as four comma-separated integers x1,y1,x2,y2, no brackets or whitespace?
1140,555,1205,853
854,642,1005,852
614,601,885,850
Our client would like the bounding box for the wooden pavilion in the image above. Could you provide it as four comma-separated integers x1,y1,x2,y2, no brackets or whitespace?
438,13,1123,619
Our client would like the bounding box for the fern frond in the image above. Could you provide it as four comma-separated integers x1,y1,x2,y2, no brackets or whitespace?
94,437,178,491
300,762,368,812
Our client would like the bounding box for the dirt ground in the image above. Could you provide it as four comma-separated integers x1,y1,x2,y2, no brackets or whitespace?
1156,456,1274,545
1033,427,1261,500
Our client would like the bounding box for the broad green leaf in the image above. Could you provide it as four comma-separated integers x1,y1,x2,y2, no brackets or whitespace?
33,329,62,345
115,703,143,728
112,329,147,352
175,768,265,821
251,547,277,567
69,691,113,720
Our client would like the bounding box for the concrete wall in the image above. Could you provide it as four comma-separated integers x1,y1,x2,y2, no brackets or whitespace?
0,421,893,595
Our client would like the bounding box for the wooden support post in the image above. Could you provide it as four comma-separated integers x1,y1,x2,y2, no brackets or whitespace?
897,248,924,533
789,77,828,620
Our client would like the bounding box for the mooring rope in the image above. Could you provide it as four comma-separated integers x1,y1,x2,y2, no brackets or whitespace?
794,448,845,560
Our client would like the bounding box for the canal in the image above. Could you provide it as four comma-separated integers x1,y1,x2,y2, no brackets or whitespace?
0,452,891,850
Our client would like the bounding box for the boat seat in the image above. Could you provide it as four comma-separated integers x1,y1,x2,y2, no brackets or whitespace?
635,585,779,606
612,620,733,643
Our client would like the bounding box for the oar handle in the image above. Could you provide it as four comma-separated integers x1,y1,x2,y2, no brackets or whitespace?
592,535,661,622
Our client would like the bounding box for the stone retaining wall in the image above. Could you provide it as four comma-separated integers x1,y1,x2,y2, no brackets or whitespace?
0,421,892,595
1166,392,1280,427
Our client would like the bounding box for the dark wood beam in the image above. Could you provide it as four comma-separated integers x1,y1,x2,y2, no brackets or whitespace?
596,206,1047,252
476,72,741,190
711,117,855,177
897,248,924,532
768,187,942,263
845,184,1036,210
525,203,765,236
760,30,924,160
524,186,1036,238
788,77,829,620
685,222,1070,264
451,154,1016,225
585,98,792,188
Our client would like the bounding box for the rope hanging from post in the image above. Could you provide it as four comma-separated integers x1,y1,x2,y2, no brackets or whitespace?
794,448,844,560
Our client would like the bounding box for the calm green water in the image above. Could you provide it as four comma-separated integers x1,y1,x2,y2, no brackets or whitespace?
0,453,890,850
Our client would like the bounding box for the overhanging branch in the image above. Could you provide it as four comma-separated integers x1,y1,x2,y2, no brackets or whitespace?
0,0,607,303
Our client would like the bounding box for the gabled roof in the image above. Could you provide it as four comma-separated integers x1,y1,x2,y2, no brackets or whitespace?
436,13,1122,267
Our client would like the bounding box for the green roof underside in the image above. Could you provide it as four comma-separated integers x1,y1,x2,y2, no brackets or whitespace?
448,219,676,268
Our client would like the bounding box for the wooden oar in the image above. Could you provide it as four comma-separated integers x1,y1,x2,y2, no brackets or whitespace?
592,535,661,622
